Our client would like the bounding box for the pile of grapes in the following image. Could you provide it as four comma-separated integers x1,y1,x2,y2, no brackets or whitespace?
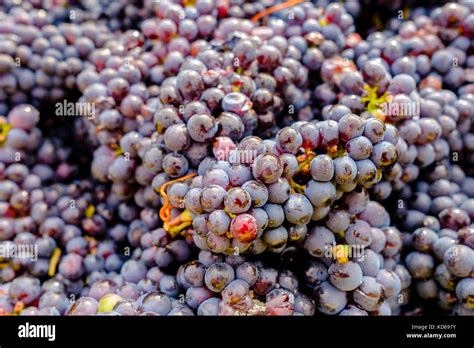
0,0,473,316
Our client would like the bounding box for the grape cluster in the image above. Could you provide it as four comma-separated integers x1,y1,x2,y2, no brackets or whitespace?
394,162,474,315
0,3,114,110
177,118,398,258
0,0,473,317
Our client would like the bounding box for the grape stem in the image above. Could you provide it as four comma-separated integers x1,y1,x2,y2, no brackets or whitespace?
224,207,236,219
85,204,95,218
13,301,24,315
159,173,197,223
288,178,306,194
333,244,350,264
360,84,390,116
0,260,10,269
48,247,62,277
163,209,193,237
289,149,316,193
0,120,12,147
251,0,305,23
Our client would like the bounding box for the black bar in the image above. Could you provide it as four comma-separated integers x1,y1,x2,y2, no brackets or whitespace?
0,316,472,346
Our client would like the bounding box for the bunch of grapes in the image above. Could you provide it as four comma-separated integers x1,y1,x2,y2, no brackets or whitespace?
0,4,115,110
393,162,474,315
0,0,472,318
165,116,397,255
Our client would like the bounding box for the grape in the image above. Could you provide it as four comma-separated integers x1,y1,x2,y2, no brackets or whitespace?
375,270,401,299
253,267,278,296
294,292,315,316
200,185,226,212
267,178,291,204
8,104,40,131
304,226,335,257
228,164,253,187
221,279,249,305
164,124,190,152
42,279,65,294
380,124,399,146
204,262,235,293
216,112,245,141
363,118,386,144
276,127,303,154
406,252,435,280
89,280,118,301
455,278,474,309
333,156,357,184
356,159,379,187
434,263,458,292
412,228,439,252
459,226,474,248
443,245,474,277
300,123,320,149
187,114,218,142
338,114,364,142
266,288,295,315
304,181,336,208
417,279,439,300
120,260,147,283
283,193,313,225
313,281,347,315
139,292,172,315
353,276,385,311
242,180,268,208
162,153,189,178
236,262,259,286
206,233,230,253
346,136,373,160
202,168,229,189
262,226,288,249
197,297,221,315
328,261,363,291
185,287,213,309
345,220,372,247
9,276,41,305
251,153,282,185
325,209,351,234
176,70,204,100
371,141,397,167
278,270,299,293
224,188,251,214
356,249,381,277
112,300,138,316
67,297,98,315
230,213,258,243
207,210,231,236
222,92,252,115
59,254,84,280
439,208,471,230
310,155,334,182
117,283,141,301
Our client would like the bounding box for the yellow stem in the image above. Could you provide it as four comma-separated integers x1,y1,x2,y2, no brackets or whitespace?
163,209,193,237
159,173,197,223
48,248,62,277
